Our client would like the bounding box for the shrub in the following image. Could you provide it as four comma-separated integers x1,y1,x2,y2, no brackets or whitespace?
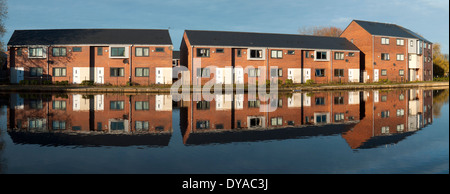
30,80,38,85
285,79,293,85
305,79,314,85
80,80,94,86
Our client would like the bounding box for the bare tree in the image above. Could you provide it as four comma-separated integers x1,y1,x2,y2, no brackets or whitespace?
0,0,7,51
298,26,343,37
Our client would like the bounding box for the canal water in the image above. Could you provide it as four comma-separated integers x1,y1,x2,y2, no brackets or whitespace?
0,88,448,174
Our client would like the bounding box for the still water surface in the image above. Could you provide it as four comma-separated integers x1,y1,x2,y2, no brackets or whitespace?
0,88,448,174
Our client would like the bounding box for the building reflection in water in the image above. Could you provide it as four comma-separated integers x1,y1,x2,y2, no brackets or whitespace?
7,93,173,147
3,88,435,149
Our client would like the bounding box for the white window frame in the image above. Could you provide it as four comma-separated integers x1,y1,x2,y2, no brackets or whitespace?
314,50,329,61
396,54,404,61
109,46,129,58
396,39,404,46
271,50,283,59
28,47,46,58
247,48,265,60
381,37,390,45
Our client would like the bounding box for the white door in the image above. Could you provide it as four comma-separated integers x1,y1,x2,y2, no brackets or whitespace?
94,94,104,110
216,68,224,84
73,94,81,111
374,69,379,82
303,68,311,83
349,69,354,82
155,68,163,84
234,68,244,84
11,67,24,84
73,68,81,84
96,67,104,84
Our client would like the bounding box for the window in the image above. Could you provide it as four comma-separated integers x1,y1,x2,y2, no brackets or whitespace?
397,109,405,116
29,99,43,109
334,52,344,60
397,39,404,46
52,121,66,130
135,47,149,57
397,124,404,132
397,54,404,61
30,67,43,77
197,48,210,57
248,100,260,108
52,47,67,57
399,93,405,101
53,100,66,110
315,97,325,105
381,37,390,45
110,101,124,110
381,126,390,134
271,117,283,126
271,50,283,59
248,68,261,77
73,47,82,52
29,119,45,129
135,101,149,110
334,69,344,77
399,69,405,76
110,68,124,77
316,51,327,60
249,118,263,128
135,68,149,77
381,110,390,118
250,49,263,59
316,115,327,124
381,53,390,60
97,47,103,56
305,51,310,58
29,47,44,57
270,68,282,77
216,48,224,53
348,52,355,57
196,101,210,110
53,67,66,77
155,47,164,52
381,69,387,76
335,113,344,122
237,49,242,57
111,121,125,130
17,48,23,56
111,47,125,57
288,50,295,55
334,96,344,104
315,69,325,77
381,95,387,102
196,120,210,129
410,40,414,47
196,68,210,78
135,121,149,131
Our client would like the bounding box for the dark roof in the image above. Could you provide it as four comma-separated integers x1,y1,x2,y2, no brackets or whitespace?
173,51,180,59
353,20,431,43
8,29,172,46
185,30,359,51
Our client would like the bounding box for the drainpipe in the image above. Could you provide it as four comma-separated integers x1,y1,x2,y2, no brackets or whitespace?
47,45,50,81
330,50,333,83
129,45,133,84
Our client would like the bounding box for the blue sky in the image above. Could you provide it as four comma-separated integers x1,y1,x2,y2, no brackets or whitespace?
4,0,449,53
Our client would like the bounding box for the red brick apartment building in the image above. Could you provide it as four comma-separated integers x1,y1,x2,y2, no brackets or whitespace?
8,93,173,134
180,30,361,85
342,89,433,149
340,20,433,83
180,91,361,145
7,29,173,85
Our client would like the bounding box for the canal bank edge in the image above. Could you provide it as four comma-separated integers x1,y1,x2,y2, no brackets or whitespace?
0,81,448,93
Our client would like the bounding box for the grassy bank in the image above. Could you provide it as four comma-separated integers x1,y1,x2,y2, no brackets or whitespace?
0,80,448,93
